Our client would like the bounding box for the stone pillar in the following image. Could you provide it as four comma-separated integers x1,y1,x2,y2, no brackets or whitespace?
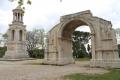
91,34,95,59
22,30,25,41
16,13,18,21
21,13,23,22
15,29,19,41
13,13,14,22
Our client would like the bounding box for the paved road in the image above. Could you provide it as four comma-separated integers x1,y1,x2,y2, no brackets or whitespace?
0,60,108,80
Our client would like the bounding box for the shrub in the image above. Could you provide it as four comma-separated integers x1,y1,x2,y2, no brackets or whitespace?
28,48,44,59
118,44,120,57
0,46,7,57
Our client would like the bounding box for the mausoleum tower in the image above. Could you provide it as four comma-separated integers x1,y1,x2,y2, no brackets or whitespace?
4,5,29,59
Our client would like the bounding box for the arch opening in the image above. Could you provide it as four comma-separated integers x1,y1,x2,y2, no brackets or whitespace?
73,26,92,59
61,20,95,62
62,20,93,38
19,30,22,41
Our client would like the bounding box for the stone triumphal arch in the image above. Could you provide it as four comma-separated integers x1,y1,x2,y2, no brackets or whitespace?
43,10,120,68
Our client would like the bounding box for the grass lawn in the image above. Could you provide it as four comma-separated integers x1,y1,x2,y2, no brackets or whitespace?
75,57,91,61
63,69,120,80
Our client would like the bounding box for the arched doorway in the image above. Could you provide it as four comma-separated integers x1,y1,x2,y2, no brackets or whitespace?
43,10,120,68
61,20,95,62
73,26,91,59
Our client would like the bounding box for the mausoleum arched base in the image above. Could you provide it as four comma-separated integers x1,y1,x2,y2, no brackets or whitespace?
3,51,29,60
3,41,29,60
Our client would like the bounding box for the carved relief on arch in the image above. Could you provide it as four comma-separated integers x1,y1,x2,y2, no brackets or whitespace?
100,20,113,40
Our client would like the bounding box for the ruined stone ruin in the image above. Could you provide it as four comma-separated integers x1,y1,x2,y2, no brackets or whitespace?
4,6,120,68
43,10,120,68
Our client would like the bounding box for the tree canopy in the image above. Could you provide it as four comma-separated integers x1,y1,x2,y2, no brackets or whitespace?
72,31,91,58
115,28,120,36
9,0,31,7
26,28,45,57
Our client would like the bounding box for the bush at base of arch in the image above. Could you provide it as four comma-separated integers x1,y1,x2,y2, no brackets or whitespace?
27,48,44,59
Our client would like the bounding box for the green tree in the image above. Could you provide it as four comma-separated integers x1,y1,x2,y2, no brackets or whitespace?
0,33,7,46
0,47,7,57
87,44,92,58
18,0,31,6
2,33,8,40
26,28,45,58
118,44,120,57
72,31,91,58
30,48,44,59
87,44,90,52
9,0,31,8
115,28,120,36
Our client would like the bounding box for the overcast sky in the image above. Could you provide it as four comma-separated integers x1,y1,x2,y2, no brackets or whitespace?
0,0,120,33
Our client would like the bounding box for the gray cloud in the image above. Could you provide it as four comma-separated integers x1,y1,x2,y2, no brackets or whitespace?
0,0,120,34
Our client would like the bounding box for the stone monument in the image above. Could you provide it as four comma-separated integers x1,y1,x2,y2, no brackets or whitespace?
4,6,29,59
43,10,120,68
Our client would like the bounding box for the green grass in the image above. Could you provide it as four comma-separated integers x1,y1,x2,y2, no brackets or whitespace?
75,57,90,61
63,69,120,80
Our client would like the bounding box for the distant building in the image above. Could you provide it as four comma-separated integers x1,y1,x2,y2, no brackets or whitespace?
115,28,120,44
116,34,120,44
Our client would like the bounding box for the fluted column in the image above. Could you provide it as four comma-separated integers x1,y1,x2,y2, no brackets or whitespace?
23,30,26,41
20,13,22,22
21,14,23,22
16,13,18,21
15,29,19,41
15,13,17,21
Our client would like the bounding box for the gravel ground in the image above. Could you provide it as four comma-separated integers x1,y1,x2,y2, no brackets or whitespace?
0,60,108,80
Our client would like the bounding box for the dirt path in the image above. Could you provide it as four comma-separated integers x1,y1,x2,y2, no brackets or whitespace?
0,60,108,80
